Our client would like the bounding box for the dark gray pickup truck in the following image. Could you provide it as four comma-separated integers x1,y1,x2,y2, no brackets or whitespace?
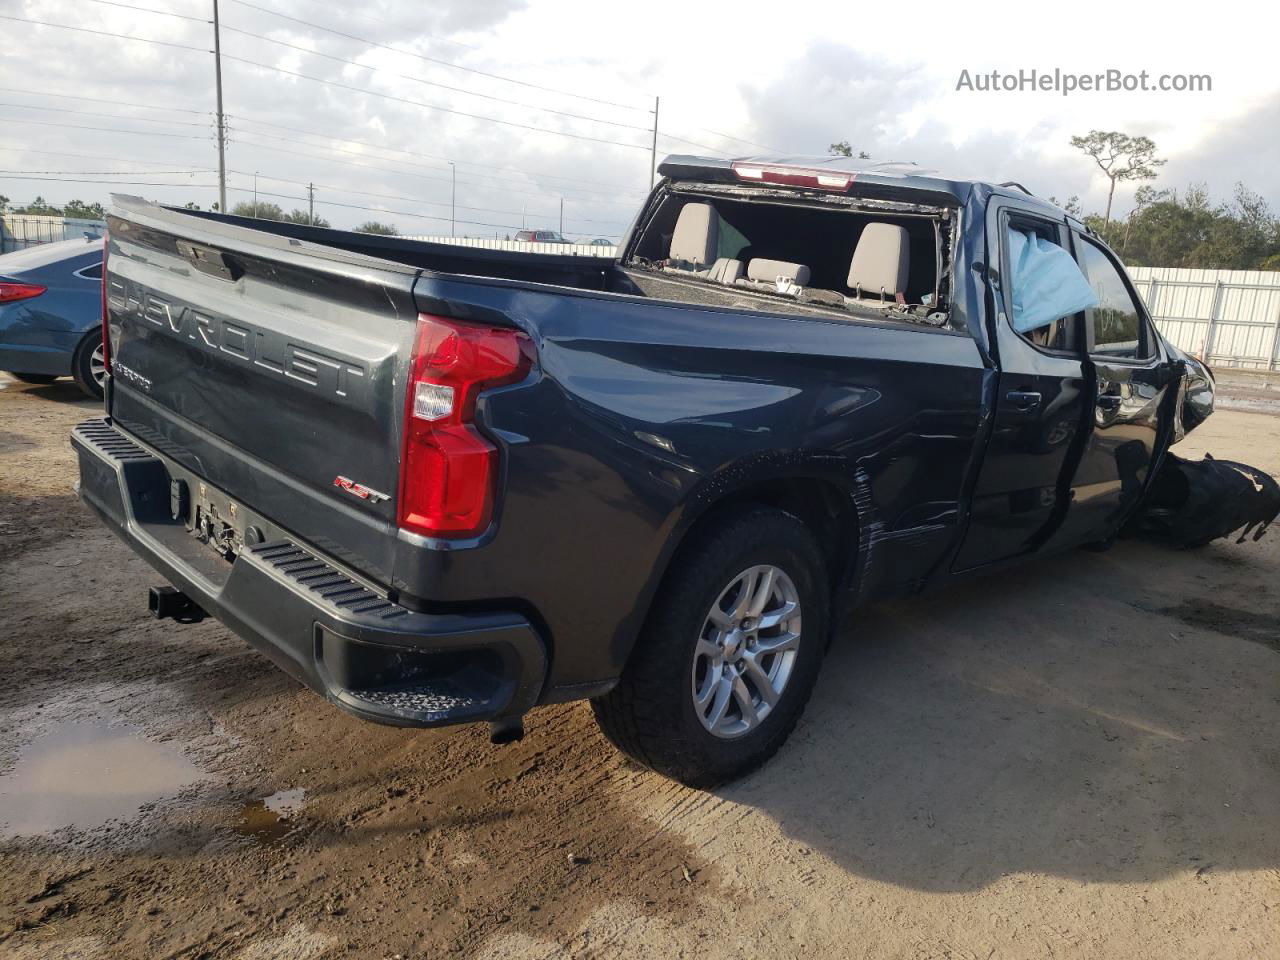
76,155,1233,786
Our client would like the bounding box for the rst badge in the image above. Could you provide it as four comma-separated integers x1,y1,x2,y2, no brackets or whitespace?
334,475,390,503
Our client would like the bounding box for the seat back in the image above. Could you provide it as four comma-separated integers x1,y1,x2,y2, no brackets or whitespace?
707,258,744,284
668,202,718,267
848,223,910,301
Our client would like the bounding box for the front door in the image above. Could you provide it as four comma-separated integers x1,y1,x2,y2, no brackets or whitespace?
952,201,1092,571
1050,233,1177,546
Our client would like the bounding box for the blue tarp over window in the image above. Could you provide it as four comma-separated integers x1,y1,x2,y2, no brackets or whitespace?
1008,229,1098,333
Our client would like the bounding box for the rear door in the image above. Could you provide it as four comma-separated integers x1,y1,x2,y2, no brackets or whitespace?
1049,232,1176,545
104,198,419,586
953,199,1091,570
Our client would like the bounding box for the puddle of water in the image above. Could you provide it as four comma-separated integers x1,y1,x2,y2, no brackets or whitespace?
236,787,306,844
0,721,205,837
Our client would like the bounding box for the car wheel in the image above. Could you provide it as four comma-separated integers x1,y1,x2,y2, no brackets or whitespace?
71,331,106,400
5,372,60,385
591,507,829,788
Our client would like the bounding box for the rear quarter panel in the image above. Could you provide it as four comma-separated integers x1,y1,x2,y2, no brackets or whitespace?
405,275,990,692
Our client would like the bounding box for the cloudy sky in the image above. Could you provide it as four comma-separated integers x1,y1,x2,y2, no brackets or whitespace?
1,0,1277,240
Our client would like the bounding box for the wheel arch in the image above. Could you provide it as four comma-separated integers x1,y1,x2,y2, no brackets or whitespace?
612,458,866,680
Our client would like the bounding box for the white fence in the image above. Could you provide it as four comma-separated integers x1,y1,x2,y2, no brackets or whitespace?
0,214,107,253
1130,266,1280,370
408,235,617,257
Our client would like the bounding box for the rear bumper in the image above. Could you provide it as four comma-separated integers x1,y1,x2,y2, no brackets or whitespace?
71,418,547,727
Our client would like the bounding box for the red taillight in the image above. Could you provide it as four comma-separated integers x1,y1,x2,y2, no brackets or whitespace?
0,282,47,304
398,313,533,538
100,232,111,377
731,162,854,192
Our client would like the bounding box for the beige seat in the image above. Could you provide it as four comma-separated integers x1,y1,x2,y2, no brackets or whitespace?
745,258,811,286
707,257,744,284
667,202,718,270
847,223,910,307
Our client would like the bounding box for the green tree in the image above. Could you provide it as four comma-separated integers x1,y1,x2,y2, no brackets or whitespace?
62,199,106,220
354,221,399,235
1106,182,1280,270
282,209,331,228
12,196,62,216
230,201,284,221
829,140,870,159
1069,130,1165,230
0,195,9,214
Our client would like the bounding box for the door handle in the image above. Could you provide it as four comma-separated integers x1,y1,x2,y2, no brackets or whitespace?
1006,390,1042,412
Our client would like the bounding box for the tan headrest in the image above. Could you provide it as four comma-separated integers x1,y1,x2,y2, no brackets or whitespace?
669,202,718,266
746,258,811,285
848,223,910,296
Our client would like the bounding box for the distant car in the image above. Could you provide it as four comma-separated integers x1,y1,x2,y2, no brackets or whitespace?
0,235,105,398
588,238,614,246
514,230,569,243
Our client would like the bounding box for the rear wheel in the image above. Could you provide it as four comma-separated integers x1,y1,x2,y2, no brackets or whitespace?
71,331,105,400
5,372,59,385
591,507,829,787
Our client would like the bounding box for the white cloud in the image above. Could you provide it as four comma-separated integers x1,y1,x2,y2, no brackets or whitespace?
1,0,1276,237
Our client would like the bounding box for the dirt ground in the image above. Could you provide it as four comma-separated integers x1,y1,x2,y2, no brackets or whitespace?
1,372,1277,960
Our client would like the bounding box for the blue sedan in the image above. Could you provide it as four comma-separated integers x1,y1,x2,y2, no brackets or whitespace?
0,235,106,399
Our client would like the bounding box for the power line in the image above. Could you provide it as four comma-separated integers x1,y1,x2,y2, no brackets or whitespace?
0,86,210,116
0,101,212,128
0,175,217,187
694,128,777,153
219,17,730,155
0,116,212,140
280,0,480,53
3,12,740,160
0,14,212,53
225,134,641,208
228,170,628,226
2,169,214,176
219,53,652,152
222,0,647,113
226,118,645,200
4,11,762,159
219,24,655,136
226,183,587,234
0,146,212,169
83,0,212,23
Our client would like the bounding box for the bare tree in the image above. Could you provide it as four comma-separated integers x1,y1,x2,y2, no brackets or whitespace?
1070,131,1165,230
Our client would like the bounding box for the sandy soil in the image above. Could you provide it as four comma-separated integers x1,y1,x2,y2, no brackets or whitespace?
0,373,1277,960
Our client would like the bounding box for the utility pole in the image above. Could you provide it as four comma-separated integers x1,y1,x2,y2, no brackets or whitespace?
212,0,227,213
559,197,563,236
449,162,456,237
252,171,258,217
307,182,314,224
649,95,660,189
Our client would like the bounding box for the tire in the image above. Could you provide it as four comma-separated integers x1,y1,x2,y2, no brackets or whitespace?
5,372,59,385
592,507,829,788
71,331,106,400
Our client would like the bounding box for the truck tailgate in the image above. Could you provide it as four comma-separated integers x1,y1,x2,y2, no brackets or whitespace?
104,196,418,586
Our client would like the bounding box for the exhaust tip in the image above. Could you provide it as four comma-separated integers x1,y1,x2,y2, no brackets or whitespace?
489,717,525,745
